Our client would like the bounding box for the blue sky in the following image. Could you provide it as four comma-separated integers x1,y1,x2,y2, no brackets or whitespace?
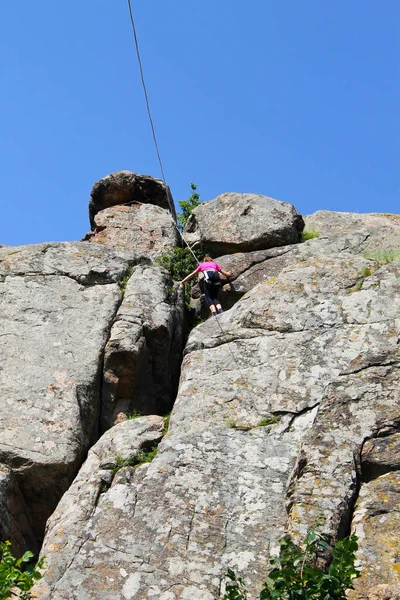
1,1,399,246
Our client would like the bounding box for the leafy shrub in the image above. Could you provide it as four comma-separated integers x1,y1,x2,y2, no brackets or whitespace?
119,267,133,295
177,183,201,232
301,230,319,242
221,526,359,600
0,541,44,600
156,246,203,308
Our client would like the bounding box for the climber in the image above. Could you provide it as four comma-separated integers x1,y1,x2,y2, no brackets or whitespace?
178,256,232,316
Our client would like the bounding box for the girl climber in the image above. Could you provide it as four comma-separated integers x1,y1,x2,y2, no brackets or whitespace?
178,256,232,316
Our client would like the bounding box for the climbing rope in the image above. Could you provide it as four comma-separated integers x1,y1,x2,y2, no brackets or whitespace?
126,0,200,265
126,2,245,381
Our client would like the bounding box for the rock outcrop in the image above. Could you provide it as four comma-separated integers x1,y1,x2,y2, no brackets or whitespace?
32,416,165,599
85,172,179,258
85,203,179,258
0,242,133,543
101,265,184,431
2,174,400,600
183,192,304,255
89,171,175,228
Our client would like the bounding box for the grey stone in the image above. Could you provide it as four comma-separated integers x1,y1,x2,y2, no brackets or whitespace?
0,242,138,285
101,266,185,431
361,433,400,481
31,416,165,599
84,203,179,259
89,171,176,228
304,210,400,252
0,464,36,556
349,472,400,598
183,192,304,255
0,243,125,542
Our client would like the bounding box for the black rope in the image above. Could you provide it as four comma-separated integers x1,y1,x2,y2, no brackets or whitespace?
127,0,166,183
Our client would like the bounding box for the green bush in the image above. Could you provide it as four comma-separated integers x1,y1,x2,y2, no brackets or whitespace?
0,541,44,600
221,526,359,600
301,230,319,243
177,183,201,232
156,246,203,308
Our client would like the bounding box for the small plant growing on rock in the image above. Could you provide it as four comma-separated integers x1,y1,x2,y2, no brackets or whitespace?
363,248,400,265
301,230,319,243
119,267,133,296
127,409,141,420
112,444,159,473
177,183,201,232
0,540,44,600
221,526,359,600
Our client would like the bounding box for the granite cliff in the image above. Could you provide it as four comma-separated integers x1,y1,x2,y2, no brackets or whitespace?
1,172,400,599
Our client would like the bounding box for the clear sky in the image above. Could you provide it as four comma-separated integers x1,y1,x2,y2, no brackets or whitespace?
1,1,399,246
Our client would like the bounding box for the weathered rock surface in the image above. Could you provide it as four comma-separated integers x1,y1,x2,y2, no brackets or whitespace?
0,464,36,556
350,472,400,599
84,203,179,258
304,210,400,251
0,242,132,541
183,192,304,255
35,245,400,599
32,416,165,599
204,210,400,311
89,171,175,229
3,193,400,600
101,266,185,431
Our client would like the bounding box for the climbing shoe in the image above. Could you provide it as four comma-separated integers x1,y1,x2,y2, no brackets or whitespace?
217,308,224,314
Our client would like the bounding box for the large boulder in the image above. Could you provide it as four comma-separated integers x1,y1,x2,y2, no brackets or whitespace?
183,192,304,255
101,265,185,431
304,210,400,251
0,242,133,543
32,416,165,600
88,171,176,229
84,203,179,258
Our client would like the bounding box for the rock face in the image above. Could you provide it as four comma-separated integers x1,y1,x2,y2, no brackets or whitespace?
2,183,400,600
85,203,179,258
0,465,36,556
88,171,176,229
101,265,184,431
0,242,133,543
350,472,400,599
32,416,165,600
183,192,304,255
34,246,400,598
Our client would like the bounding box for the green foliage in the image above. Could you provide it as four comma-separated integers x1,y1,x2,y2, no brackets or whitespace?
156,246,203,282
221,526,359,600
0,541,44,600
226,414,277,431
156,246,203,308
177,183,201,231
363,248,400,265
301,230,319,243
127,409,141,420
223,568,248,600
119,267,133,295
258,414,278,427
112,445,159,473
355,266,372,291
162,413,171,435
